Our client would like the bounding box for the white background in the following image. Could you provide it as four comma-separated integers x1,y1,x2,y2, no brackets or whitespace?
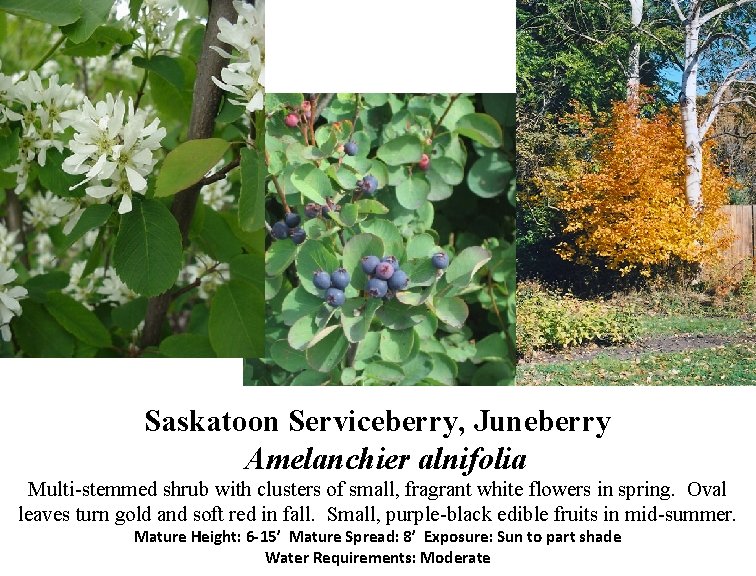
1,362,754,575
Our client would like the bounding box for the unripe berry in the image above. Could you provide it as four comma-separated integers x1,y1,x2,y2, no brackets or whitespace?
366,278,388,298
271,220,288,240
325,287,345,307
361,255,380,275
330,268,350,290
418,153,430,171
284,113,299,127
431,251,449,269
374,261,394,280
313,270,331,290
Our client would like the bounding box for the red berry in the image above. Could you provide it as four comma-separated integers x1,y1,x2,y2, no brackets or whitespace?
418,153,430,171
285,113,299,128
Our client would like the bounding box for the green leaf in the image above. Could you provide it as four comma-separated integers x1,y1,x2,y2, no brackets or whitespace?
159,334,216,357
0,128,19,169
341,297,381,343
291,370,328,386
24,272,70,303
37,149,84,197
398,352,434,386
340,203,358,227
467,151,513,198
359,219,404,261
61,0,113,43
457,113,503,148
288,314,321,350
431,157,464,185
295,239,340,296
379,328,415,363
376,300,425,330
425,352,457,385
113,198,183,297
129,0,143,20
342,233,384,297
270,340,308,372
281,286,324,326
111,297,148,332
12,301,75,357
156,138,230,198
44,292,111,348
445,246,492,287
0,0,81,25
230,253,263,295
396,174,430,210
305,326,348,373
376,134,423,166
355,199,389,215
209,279,264,357
60,204,112,250
239,147,265,232
472,361,515,386
194,207,243,262
265,239,297,276
406,233,437,260
133,54,184,88
364,361,405,383
432,296,468,329
290,163,332,205
482,93,515,128
473,332,507,363
62,25,134,57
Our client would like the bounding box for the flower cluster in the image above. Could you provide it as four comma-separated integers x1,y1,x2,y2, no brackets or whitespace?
23,191,74,229
0,223,23,269
133,0,181,51
61,93,166,214
182,254,229,300
64,262,137,309
0,264,27,342
1,63,78,193
212,0,265,113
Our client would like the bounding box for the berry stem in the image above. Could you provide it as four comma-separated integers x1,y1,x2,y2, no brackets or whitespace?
264,151,291,213
430,93,460,142
347,93,361,140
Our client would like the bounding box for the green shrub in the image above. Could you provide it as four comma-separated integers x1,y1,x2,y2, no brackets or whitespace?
516,282,640,358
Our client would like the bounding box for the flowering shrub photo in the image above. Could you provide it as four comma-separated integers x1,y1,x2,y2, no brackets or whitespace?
0,0,264,357
247,93,516,386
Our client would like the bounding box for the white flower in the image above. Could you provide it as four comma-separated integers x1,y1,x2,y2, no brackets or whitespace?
0,223,23,268
212,0,265,113
62,93,166,214
31,233,56,276
134,0,180,50
0,264,27,342
0,59,21,124
200,164,234,210
183,254,228,300
97,267,136,305
24,191,74,229
64,261,102,309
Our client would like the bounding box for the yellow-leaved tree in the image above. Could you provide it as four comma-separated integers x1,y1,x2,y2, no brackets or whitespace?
543,100,733,275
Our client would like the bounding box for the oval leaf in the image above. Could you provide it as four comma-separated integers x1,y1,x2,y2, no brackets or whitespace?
291,163,332,205
113,198,183,296
209,279,264,357
457,113,503,148
376,134,423,166
156,138,230,197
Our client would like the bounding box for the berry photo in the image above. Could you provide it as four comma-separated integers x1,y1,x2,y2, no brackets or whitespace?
249,93,516,386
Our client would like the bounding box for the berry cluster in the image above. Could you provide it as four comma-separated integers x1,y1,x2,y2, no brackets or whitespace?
361,255,409,298
356,174,379,196
314,267,350,307
270,212,306,245
283,101,311,128
304,199,342,220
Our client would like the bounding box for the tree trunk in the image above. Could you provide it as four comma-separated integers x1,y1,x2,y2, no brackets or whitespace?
140,0,237,349
681,9,703,208
626,0,643,104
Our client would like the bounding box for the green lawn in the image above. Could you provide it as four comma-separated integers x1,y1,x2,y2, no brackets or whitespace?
518,341,756,386
637,315,747,336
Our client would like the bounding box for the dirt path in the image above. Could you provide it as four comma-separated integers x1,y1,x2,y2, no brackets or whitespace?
522,332,756,365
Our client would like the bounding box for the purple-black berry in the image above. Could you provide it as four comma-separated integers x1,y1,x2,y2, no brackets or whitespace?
431,252,449,269
366,278,388,298
325,287,345,307
374,261,394,280
271,220,288,240
304,203,321,219
313,270,331,290
330,268,350,290
359,174,379,195
344,141,358,156
387,269,409,291
361,255,381,275
290,228,306,245
284,212,301,228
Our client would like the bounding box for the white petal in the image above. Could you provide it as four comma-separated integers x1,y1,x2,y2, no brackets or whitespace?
118,194,132,214
125,166,147,191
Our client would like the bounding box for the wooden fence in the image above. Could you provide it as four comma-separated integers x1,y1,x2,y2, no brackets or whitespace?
720,204,755,275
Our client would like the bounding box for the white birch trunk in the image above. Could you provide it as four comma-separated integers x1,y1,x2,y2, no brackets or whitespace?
681,9,703,208
627,0,644,104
